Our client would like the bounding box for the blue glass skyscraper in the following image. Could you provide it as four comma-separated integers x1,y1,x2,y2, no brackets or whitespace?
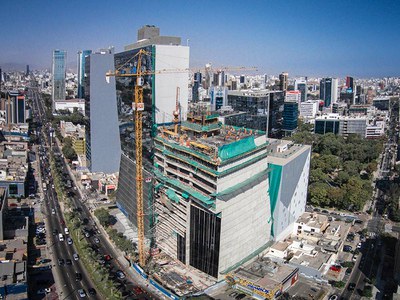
52,50,67,107
77,50,92,98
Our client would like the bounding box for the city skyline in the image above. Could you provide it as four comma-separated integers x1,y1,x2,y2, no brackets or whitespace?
1,0,400,77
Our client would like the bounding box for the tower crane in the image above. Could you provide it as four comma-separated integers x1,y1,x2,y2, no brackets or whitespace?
106,49,257,267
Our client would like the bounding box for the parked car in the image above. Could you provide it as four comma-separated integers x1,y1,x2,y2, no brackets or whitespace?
58,258,65,266
73,253,79,261
67,237,73,245
343,245,352,252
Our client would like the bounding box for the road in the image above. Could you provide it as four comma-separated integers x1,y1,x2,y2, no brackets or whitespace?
30,86,100,299
29,85,150,299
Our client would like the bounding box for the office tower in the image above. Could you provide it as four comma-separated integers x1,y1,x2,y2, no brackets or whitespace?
227,90,284,138
192,72,202,103
346,76,354,91
294,78,307,102
319,78,338,108
115,28,189,237
218,71,225,86
26,65,29,76
1,91,26,124
279,72,288,92
210,86,228,111
84,47,120,173
204,64,212,89
77,50,92,98
52,50,67,108
283,100,298,135
285,90,301,106
239,75,245,84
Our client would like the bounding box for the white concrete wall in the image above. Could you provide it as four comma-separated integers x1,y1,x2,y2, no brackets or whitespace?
155,45,189,124
216,154,268,192
217,179,270,280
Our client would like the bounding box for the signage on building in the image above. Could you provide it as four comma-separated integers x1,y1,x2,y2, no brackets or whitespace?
225,274,282,299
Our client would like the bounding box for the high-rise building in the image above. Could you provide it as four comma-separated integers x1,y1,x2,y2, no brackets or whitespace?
77,50,92,98
52,50,67,109
153,118,310,279
0,91,26,124
26,65,29,76
283,100,298,135
279,72,288,92
319,78,338,108
227,90,284,138
115,28,189,237
294,78,307,102
210,86,228,111
346,76,354,91
84,47,120,173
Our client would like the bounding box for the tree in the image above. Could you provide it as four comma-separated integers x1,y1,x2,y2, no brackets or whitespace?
95,208,112,227
309,168,329,184
308,182,330,206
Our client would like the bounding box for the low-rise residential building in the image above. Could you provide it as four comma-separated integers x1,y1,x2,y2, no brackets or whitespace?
59,120,86,155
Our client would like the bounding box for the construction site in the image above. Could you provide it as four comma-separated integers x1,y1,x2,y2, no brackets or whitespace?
152,110,273,283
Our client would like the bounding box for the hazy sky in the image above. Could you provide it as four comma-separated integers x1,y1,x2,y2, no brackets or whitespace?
1,0,400,77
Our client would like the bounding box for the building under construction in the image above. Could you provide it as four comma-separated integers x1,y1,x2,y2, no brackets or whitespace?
153,112,311,281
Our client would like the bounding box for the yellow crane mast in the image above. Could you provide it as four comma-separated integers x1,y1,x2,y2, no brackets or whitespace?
107,51,257,267
106,49,147,267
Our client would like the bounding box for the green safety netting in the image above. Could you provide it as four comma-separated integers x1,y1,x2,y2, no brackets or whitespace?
212,168,270,201
154,169,214,206
166,189,180,203
206,114,219,119
268,163,282,238
155,143,269,179
218,136,256,161
155,183,164,191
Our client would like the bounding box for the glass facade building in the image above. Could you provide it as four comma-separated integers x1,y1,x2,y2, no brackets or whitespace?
114,45,156,239
283,101,298,133
77,50,92,98
84,48,120,173
226,90,284,138
52,50,67,106
314,119,340,135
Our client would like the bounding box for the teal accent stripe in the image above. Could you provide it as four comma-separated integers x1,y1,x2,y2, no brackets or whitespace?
268,163,282,238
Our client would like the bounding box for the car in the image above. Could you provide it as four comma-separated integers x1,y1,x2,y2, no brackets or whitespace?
88,288,97,296
64,227,69,235
76,272,82,281
348,283,356,291
313,208,321,212
73,253,79,261
357,242,362,249
51,209,55,214
104,254,112,261
352,255,358,262
328,295,338,300
343,245,352,252
346,267,353,275
52,229,58,235
66,259,72,265
58,258,65,266
330,265,341,272
45,288,51,293
322,209,329,213
78,289,86,298
93,237,100,244
67,237,73,245
84,230,91,238
59,233,64,242
116,270,126,279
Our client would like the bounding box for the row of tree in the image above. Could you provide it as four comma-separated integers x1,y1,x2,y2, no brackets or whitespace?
290,123,384,210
